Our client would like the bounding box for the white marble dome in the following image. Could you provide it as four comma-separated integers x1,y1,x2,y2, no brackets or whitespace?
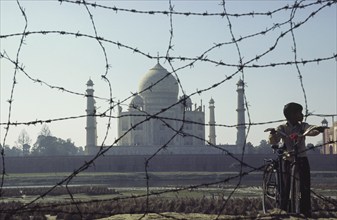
138,63,179,103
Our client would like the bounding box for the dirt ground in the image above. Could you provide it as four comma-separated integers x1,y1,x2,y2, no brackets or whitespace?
97,212,337,220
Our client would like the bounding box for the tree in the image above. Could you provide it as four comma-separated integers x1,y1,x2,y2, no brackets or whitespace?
18,129,31,145
31,135,79,156
254,139,272,154
40,124,52,136
22,144,31,156
77,146,85,155
245,142,254,154
2,145,22,157
17,129,31,156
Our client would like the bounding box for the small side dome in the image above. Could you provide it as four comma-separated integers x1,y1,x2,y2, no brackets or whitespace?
209,98,215,104
129,94,144,111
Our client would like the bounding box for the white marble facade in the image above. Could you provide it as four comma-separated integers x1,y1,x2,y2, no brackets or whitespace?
117,63,205,147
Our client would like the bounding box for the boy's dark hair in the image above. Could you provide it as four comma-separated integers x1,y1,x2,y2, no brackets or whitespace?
283,102,303,119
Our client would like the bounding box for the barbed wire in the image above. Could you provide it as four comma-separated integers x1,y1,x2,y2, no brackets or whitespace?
0,0,336,218
59,0,334,18
0,0,29,198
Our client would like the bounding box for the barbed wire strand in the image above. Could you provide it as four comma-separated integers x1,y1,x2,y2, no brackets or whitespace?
290,0,310,119
59,0,333,18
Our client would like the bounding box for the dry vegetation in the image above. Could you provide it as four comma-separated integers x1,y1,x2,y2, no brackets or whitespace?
0,186,336,220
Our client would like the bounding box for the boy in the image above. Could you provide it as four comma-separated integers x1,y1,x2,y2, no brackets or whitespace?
268,102,325,217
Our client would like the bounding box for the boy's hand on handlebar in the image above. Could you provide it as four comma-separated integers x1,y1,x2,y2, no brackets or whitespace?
269,128,276,135
264,128,277,134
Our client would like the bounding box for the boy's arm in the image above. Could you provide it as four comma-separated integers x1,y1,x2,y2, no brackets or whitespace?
302,124,327,136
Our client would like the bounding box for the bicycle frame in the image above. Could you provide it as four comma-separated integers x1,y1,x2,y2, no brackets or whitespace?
262,144,285,213
289,139,301,214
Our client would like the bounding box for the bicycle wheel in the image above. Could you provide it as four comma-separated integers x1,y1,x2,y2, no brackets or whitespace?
290,164,301,214
262,163,280,213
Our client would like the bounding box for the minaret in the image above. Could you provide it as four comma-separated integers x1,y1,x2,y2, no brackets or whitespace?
236,79,246,147
321,118,329,154
85,79,97,155
208,98,216,145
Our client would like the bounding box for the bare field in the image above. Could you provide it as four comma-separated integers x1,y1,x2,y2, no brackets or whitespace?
1,172,336,219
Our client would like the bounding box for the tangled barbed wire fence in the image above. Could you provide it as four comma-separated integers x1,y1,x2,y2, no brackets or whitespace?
1,0,336,218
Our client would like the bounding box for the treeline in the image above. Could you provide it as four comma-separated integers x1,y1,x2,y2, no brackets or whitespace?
1,125,85,157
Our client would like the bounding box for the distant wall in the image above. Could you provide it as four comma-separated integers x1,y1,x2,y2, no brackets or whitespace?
103,145,240,155
1,154,336,173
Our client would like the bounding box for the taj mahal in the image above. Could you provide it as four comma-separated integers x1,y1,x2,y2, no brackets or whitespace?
85,63,246,155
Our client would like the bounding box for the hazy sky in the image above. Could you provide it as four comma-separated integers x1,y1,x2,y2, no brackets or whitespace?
1,0,336,149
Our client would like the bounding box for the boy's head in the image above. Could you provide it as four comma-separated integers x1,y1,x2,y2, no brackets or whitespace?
283,102,303,123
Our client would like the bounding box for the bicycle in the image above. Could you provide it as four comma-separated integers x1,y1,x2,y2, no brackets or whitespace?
262,125,325,214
